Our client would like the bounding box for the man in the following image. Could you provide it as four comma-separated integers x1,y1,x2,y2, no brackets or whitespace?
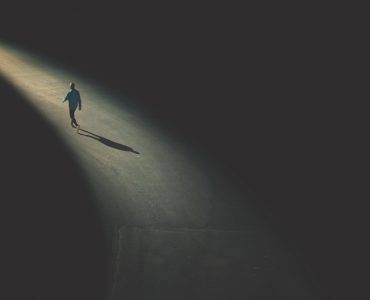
63,82,82,129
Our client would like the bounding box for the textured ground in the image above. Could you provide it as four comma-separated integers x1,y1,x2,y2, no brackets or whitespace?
0,41,317,300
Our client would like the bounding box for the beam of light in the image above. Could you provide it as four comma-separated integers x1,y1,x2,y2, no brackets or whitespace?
0,39,219,229
0,40,316,299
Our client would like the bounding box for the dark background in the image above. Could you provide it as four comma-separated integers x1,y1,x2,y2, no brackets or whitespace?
1,1,367,299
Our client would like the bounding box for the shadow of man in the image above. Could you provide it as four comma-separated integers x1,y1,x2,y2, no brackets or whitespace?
78,129,140,154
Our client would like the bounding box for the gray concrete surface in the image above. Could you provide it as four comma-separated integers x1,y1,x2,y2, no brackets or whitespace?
0,41,317,299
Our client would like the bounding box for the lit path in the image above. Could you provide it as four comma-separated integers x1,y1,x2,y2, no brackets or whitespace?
0,41,315,299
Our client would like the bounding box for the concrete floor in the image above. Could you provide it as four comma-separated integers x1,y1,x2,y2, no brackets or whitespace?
0,41,317,299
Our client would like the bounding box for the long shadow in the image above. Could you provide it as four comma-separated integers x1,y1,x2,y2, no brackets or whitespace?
78,128,140,154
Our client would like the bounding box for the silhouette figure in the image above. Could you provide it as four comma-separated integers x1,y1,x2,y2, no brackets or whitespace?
78,129,140,154
63,82,81,128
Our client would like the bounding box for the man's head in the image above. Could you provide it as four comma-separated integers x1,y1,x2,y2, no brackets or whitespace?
70,82,75,90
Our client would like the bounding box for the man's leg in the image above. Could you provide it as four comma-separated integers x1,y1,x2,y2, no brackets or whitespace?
69,109,78,127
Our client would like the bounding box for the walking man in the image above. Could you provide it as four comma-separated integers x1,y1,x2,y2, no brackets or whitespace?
63,82,81,129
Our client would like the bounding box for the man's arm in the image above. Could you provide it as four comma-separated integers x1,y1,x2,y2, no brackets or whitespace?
78,92,82,110
63,93,69,102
